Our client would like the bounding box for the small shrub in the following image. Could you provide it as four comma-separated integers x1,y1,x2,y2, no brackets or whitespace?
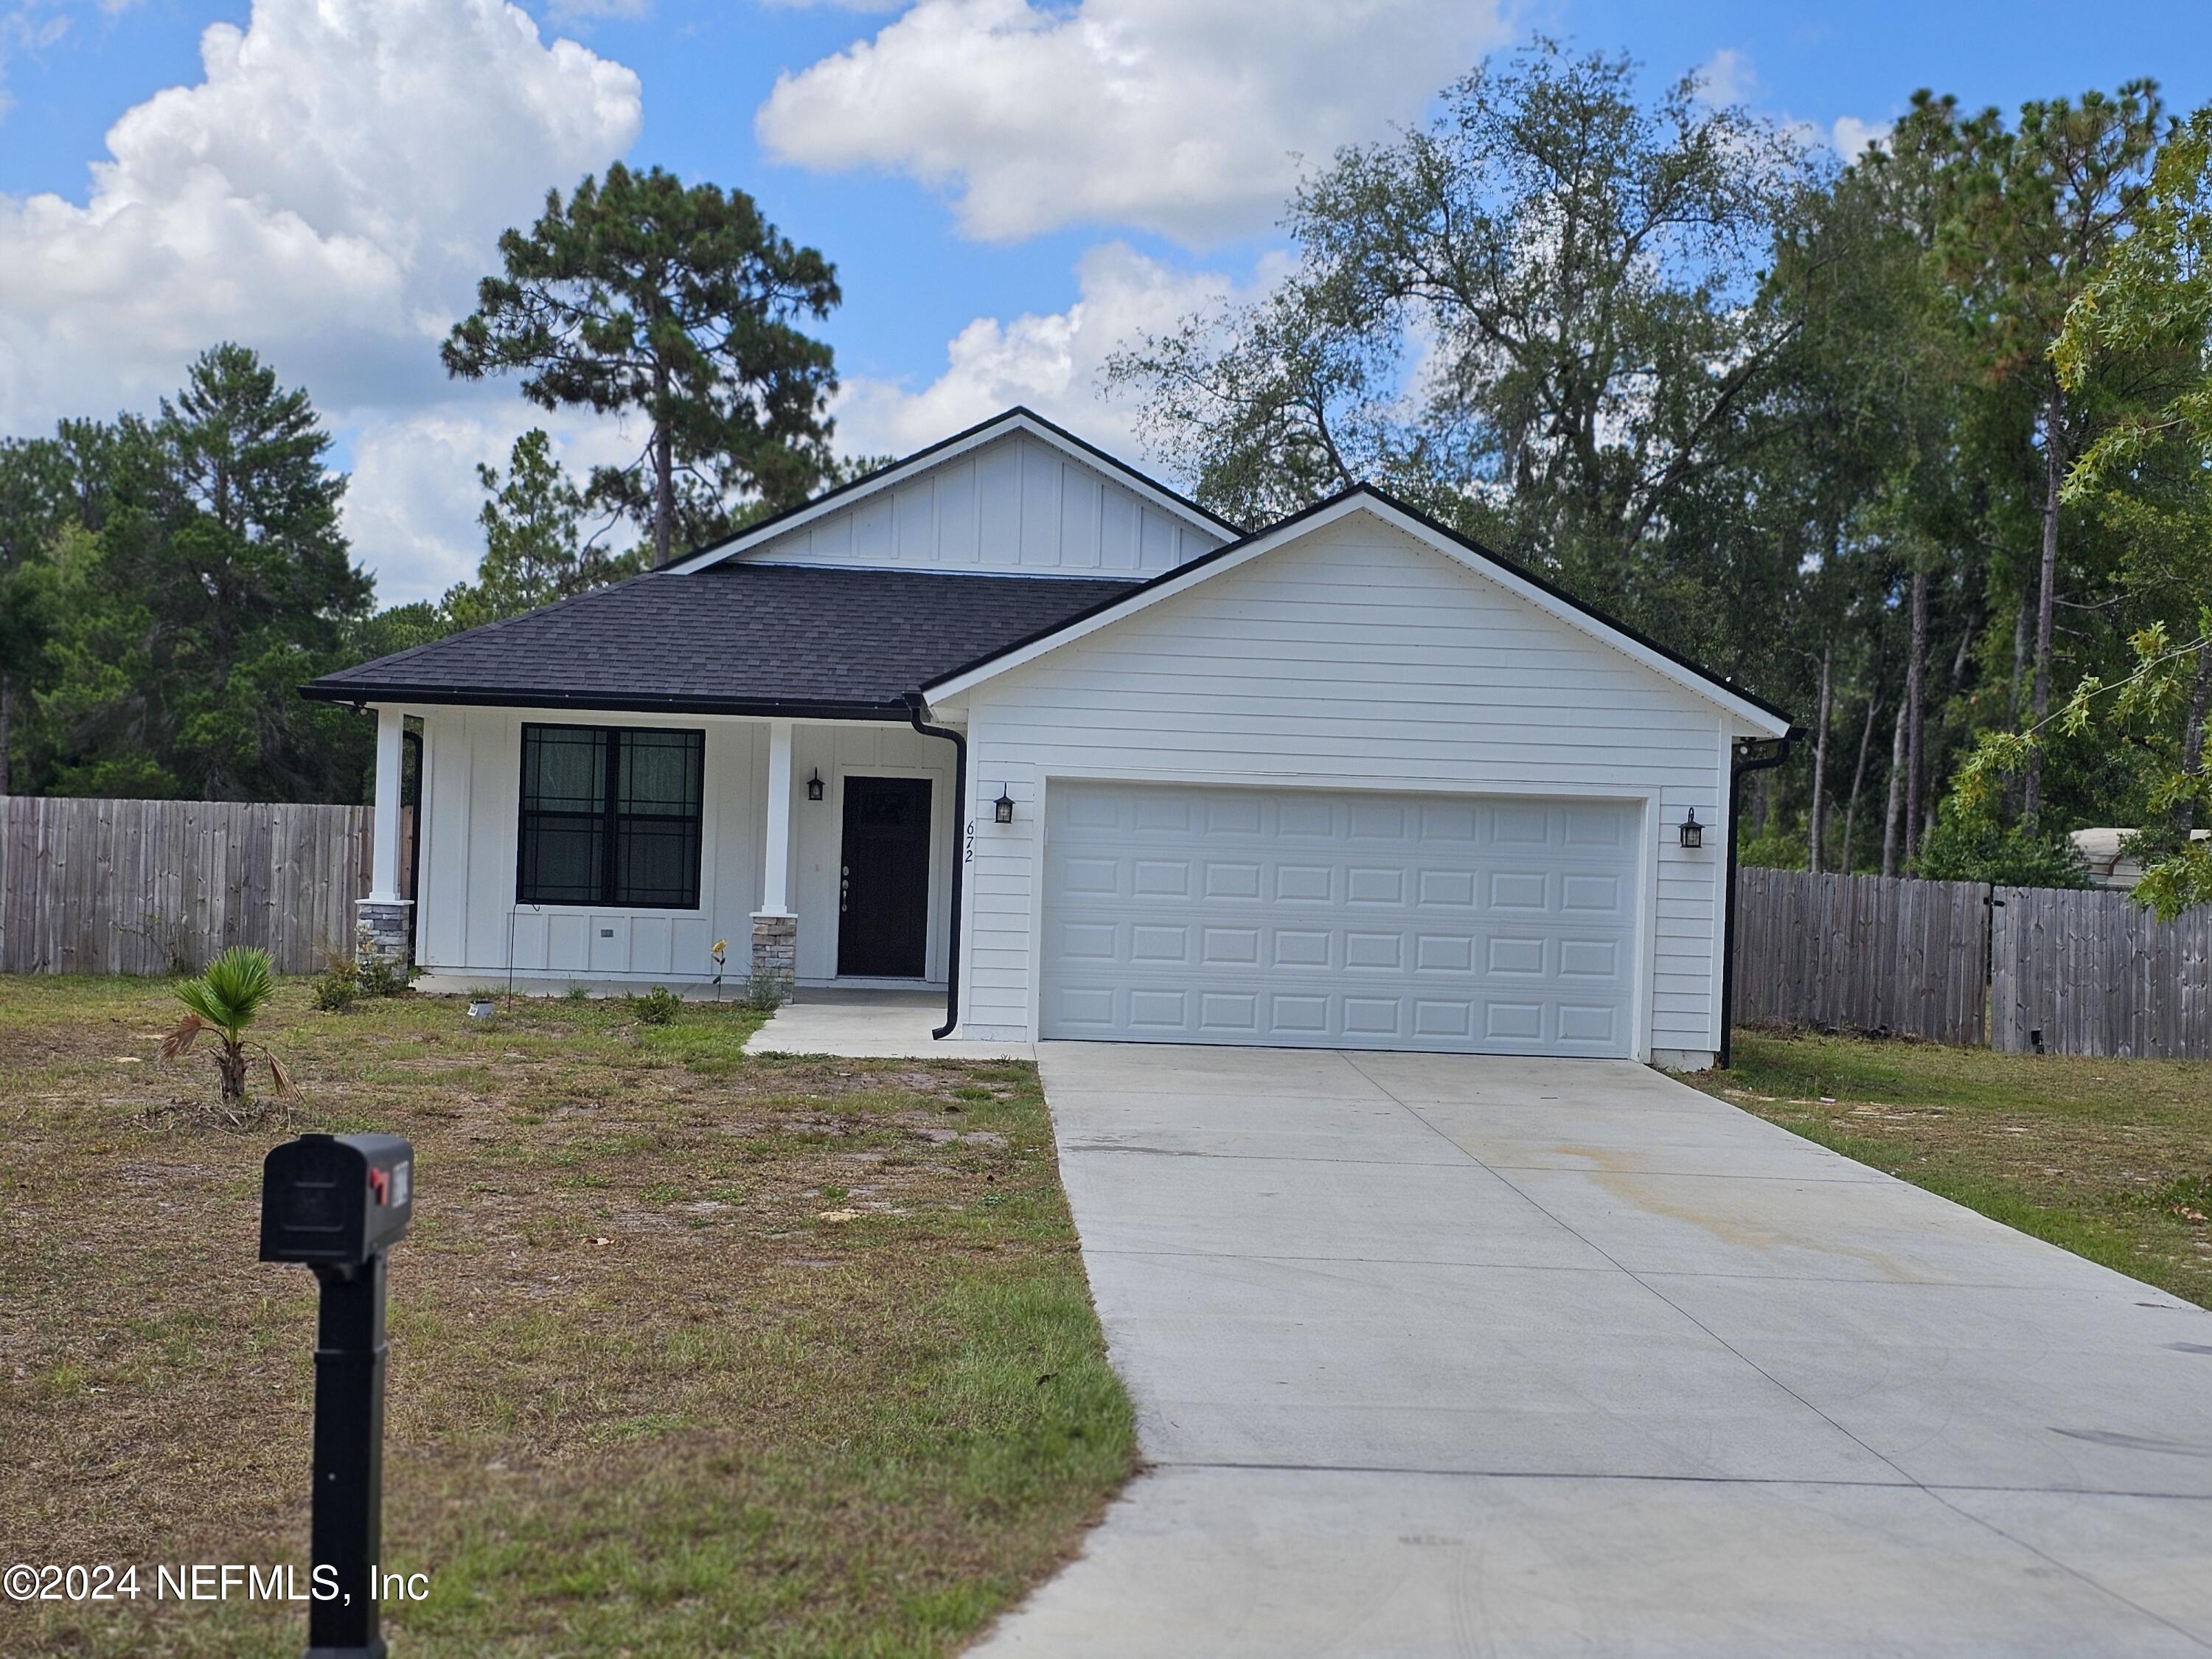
742,969,790,1015
311,962,359,1013
355,954,411,998
628,986,684,1026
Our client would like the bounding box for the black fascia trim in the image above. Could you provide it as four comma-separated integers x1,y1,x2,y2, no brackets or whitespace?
919,481,1796,726
664,405,1242,571
296,682,914,723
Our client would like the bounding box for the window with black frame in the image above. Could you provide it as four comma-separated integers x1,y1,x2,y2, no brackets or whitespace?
517,724,703,908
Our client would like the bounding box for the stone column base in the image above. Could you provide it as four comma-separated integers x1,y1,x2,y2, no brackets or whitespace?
749,911,797,1004
356,899,414,975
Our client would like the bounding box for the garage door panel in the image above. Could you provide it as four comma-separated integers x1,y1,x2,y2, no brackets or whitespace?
1041,782,1641,1057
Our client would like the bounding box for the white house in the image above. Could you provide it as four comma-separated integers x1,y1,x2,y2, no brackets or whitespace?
307,408,1792,1068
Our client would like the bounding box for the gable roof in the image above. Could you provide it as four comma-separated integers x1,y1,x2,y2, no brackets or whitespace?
920,484,1795,734
661,406,1241,574
300,565,1141,720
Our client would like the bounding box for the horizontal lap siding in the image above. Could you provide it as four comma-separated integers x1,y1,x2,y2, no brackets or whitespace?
958,515,1730,1051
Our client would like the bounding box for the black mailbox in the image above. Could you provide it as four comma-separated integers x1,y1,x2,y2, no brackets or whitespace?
260,1132,413,1268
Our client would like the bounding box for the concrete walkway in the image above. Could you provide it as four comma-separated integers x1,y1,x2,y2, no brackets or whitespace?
973,1043,2212,1657
742,989,1034,1060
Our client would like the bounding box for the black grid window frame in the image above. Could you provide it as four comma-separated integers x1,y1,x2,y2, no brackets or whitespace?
516,723,705,910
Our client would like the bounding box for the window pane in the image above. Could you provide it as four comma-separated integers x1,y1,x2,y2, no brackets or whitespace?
519,816,603,905
613,815,700,908
619,730,702,815
523,727,605,813
518,723,702,908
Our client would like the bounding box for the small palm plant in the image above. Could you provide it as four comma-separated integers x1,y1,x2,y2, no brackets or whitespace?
159,946,293,1108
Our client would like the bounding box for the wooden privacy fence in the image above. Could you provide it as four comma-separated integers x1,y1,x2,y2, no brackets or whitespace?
1732,867,1992,1046
1735,866,2211,1057
0,795,373,975
1992,886,2212,1060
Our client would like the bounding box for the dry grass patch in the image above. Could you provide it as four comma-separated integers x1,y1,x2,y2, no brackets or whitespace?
1697,1031,2212,1308
0,977,1131,1656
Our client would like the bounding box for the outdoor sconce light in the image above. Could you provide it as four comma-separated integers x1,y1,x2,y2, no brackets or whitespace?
1679,808,1703,849
806,768,825,801
993,787,1015,824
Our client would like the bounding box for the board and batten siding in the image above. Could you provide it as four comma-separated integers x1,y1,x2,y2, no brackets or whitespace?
787,723,956,984
414,705,765,984
735,431,1225,577
948,512,1740,1057
408,707,956,987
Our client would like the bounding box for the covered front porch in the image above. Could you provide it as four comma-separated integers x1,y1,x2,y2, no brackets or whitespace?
360,702,967,1012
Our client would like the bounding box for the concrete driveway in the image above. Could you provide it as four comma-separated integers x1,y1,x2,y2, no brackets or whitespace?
973,1044,2212,1658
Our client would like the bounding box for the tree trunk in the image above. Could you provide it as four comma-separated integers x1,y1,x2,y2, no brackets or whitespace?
2179,641,2212,836
2008,585,2029,726
652,357,674,568
218,1042,246,1105
1841,695,1882,875
1905,569,1928,869
1807,644,1832,874
0,681,11,797
1881,701,1906,878
2023,391,2064,827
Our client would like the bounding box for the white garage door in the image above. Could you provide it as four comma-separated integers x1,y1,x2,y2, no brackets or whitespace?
1040,782,1643,1056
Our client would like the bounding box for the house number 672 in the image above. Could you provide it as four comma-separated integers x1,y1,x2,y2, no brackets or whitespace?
964,819,975,863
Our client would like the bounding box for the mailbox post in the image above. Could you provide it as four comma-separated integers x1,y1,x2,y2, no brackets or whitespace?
261,1133,414,1659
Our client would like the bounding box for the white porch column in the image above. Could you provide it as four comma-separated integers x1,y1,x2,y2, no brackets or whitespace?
357,705,413,973
751,719,798,1001
761,718,794,915
369,705,404,902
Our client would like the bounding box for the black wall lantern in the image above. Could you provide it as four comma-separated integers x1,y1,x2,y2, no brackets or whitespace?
1678,807,1703,849
806,768,825,801
992,786,1015,824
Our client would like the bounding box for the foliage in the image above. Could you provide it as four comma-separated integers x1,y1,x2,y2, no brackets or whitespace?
443,163,842,566
440,428,641,630
1952,619,2212,911
1910,799,2090,887
310,961,358,1013
316,951,411,1011
2,347,377,801
2043,108,2212,915
159,945,291,1106
1107,39,1809,622
627,984,684,1025
742,968,790,1015
1116,48,2208,886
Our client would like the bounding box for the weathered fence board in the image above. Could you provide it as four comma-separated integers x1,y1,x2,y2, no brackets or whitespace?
1733,868,1990,1046
1992,886,2212,1059
0,796,372,975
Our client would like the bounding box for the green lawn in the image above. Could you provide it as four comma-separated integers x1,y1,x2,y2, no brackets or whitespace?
0,977,1132,1657
1698,1031,2212,1308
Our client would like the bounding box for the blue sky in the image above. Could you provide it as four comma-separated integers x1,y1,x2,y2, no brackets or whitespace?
1,0,2207,602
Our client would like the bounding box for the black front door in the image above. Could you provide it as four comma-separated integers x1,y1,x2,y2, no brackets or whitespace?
838,776,933,978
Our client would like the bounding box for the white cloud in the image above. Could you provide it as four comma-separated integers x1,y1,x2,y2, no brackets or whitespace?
0,0,641,595
1831,115,1892,160
1694,46,1753,108
832,240,1274,463
755,0,1510,244
544,0,650,21
341,403,645,603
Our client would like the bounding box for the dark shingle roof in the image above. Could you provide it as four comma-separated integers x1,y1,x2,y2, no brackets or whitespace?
302,564,1144,717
